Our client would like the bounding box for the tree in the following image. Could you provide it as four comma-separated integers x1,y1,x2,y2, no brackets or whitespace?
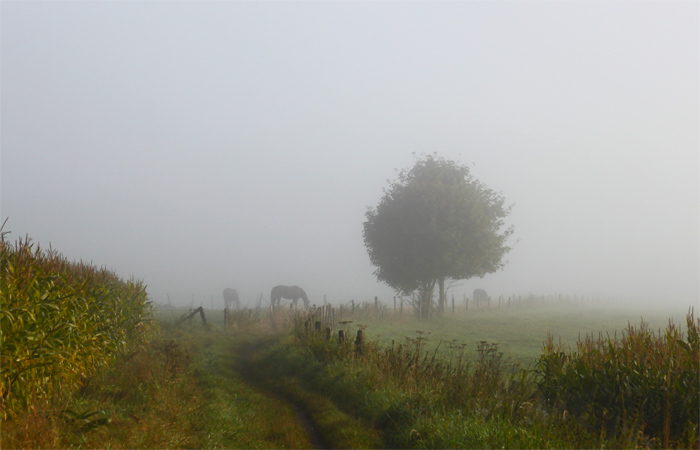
363,154,514,318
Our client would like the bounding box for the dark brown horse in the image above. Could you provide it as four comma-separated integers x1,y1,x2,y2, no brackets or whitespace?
270,285,308,308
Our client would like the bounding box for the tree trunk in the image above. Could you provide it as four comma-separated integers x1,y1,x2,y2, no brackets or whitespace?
438,277,445,314
418,280,436,319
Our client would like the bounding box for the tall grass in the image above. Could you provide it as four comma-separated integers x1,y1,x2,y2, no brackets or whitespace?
286,312,553,448
538,309,699,448
1,233,152,421
282,307,699,448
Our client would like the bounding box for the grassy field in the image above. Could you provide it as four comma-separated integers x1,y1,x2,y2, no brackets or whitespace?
150,300,697,448
158,300,691,367
6,232,694,448
355,301,691,366
6,291,696,448
279,302,698,448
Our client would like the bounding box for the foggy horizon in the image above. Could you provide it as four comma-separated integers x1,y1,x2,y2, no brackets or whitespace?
2,2,698,310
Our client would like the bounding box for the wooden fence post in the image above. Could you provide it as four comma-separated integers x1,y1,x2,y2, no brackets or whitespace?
325,327,331,341
355,329,364,356
339,329,345,342
315,321,321,332
175,306,207,326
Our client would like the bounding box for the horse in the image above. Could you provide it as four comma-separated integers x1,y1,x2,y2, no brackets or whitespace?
270,285,309,308
223,288,240,310
473,288,489,307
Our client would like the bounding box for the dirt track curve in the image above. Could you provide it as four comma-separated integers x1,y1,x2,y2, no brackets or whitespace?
235,337,328,450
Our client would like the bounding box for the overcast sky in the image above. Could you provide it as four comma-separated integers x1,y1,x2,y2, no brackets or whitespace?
2,1,698,309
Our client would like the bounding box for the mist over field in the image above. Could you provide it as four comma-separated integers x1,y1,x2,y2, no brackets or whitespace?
1,2,698,310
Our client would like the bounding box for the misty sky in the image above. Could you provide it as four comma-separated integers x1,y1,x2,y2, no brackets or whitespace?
2,1,698,309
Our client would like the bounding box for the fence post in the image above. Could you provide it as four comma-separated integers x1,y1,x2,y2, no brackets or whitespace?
374,296,378,310
355,329,364,356
339,329,345,342
315,321,321,332
325,327,331,341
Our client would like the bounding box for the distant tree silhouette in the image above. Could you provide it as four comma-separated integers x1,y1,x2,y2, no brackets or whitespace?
363,154,514,318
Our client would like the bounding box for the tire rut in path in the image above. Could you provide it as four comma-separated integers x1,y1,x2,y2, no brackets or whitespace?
291,403,328,450
236,338,328,450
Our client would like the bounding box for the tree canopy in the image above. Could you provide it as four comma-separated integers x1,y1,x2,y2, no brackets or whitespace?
362,154,514,317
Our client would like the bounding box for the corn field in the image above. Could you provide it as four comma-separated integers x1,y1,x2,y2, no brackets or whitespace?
0,233,152,419
537,310,699,447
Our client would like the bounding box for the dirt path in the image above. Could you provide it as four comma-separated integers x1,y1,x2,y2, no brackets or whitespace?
234,336,328,450
292,403,328,449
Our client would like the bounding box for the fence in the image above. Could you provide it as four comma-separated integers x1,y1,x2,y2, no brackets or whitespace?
207,292,615,330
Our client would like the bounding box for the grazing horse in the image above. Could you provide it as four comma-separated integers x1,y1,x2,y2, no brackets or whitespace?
223,288,240,310
473,288,489,306
271,285,309,308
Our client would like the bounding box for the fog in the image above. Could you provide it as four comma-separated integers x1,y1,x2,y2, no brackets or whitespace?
2,2,698,310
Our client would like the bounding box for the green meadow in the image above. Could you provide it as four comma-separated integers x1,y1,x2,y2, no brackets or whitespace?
3,234,696,449
354,301,690,366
